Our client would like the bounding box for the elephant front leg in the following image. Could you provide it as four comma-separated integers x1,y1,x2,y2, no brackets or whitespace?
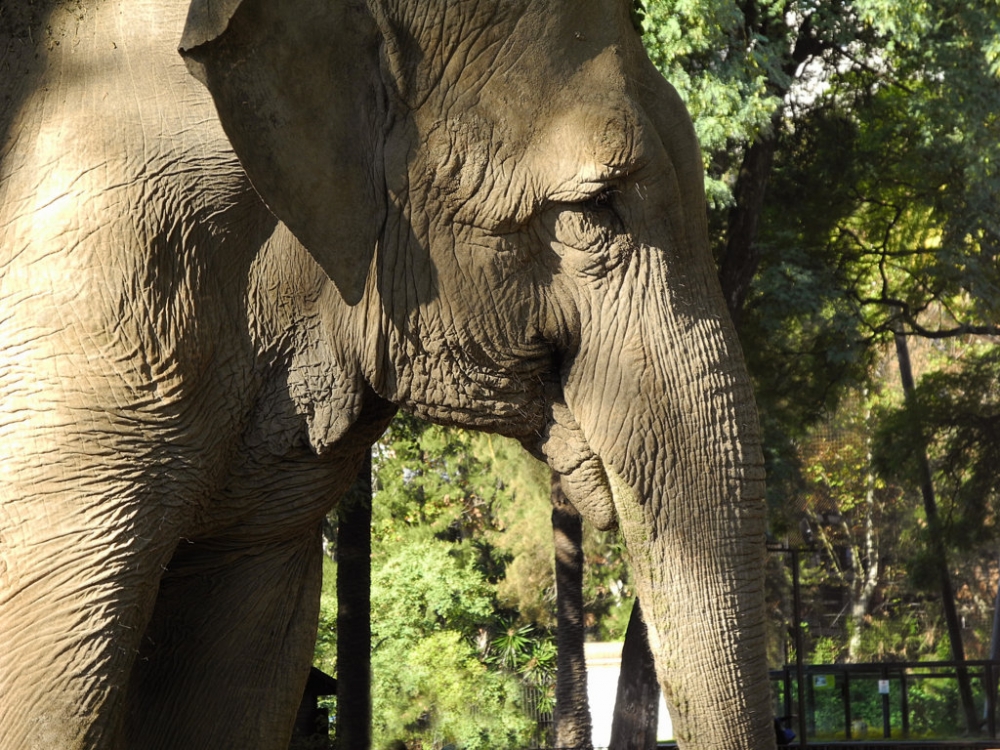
0,484,178,750
124,526,325,750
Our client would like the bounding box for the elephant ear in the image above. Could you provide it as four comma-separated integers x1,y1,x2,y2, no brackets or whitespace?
180,0,385,305
633,59,711,254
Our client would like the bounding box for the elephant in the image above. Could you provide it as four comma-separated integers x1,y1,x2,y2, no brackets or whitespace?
0,0,774,748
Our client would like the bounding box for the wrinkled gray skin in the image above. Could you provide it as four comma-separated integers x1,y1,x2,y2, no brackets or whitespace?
0,0,774,748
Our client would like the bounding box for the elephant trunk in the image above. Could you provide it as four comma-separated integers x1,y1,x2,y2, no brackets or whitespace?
564,246,774,749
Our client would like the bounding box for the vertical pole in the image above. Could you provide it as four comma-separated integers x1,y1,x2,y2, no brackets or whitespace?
807,665,816,740
792,548,808,746
784,667,793,729
882,666,891,739
336,454,372,750
901,671,910,738
843,672,851,740
988,558,1000,739
986,661,997,740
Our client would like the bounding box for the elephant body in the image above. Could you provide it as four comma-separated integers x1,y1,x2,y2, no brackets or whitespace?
1,3,393,746
0,1,775,748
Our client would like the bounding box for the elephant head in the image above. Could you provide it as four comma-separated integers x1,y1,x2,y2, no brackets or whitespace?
181,0,773,746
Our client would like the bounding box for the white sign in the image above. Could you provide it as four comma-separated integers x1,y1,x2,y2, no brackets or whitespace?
878,679,891,695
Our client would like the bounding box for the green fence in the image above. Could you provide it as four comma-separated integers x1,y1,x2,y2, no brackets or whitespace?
771,660,1000,743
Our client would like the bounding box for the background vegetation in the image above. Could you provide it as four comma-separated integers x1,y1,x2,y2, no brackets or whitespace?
316,417,632,749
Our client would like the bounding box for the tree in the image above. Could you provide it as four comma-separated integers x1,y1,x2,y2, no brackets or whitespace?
365,416,537,749
890,331,977,731
875,342,1000,653
638,0,1000,454
792,385,904,662
551,473,593,749
876,344,1000,547
315,416,538,749
368,541,534,749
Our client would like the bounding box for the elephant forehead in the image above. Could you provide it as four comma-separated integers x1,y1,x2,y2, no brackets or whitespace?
413,71,645,228
386,0,629,98
414,106,646,233
396,0,640,146
527,88,648,202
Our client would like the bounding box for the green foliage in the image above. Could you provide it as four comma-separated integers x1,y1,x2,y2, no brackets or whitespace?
365,538,535,749
637,0,783,207
487,621,557,705
371,543,495,643
876,345,1000,520
874,344,1000,595
905,678,965,738
641,0,1000,435
811,636,843,665
372,413,514,545
372,413,632,638
374,630,532,750
488,621,536,671
313,555,338,676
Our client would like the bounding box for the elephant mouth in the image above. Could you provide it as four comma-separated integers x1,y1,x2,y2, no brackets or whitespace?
527,395,618,531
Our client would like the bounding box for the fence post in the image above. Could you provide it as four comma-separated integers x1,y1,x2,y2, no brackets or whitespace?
791,548,808,747
843,671,852,740
901,669,909,738
987,661,997,739
881,666,891,739
783,666,793,732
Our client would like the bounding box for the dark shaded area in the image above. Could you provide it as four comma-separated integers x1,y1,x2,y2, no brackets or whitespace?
335,455,373,750
290,668,337,750
609,599,659,750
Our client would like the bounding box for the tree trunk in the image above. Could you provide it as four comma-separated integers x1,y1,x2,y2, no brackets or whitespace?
846,505,879,661
715,9,828,330
893,330,979,734
551,472,593,750
609,599,659,750
336,454,373,750
849,401,880,661
718,130,778,329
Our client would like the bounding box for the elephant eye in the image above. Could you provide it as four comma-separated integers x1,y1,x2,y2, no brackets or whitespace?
581,187,623,232
587,188,612,210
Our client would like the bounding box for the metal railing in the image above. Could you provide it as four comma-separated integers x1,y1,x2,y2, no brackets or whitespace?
771,660,1000,745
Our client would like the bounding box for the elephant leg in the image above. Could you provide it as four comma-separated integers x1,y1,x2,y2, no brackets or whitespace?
124,525,325,750
0,480,180,750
